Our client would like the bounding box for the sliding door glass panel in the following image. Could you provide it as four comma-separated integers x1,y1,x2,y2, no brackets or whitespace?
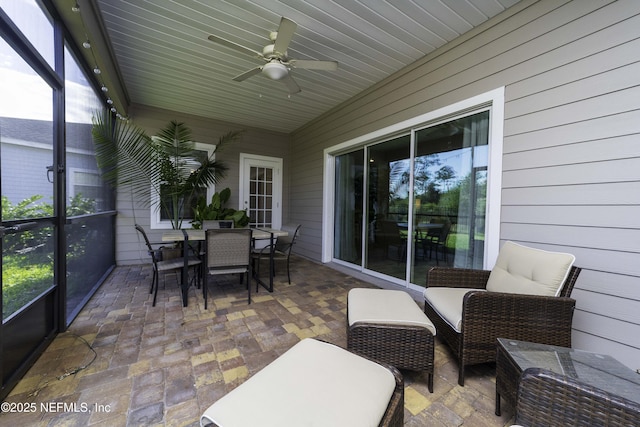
333,149,364,264
365,135,410,280
410,111,489,284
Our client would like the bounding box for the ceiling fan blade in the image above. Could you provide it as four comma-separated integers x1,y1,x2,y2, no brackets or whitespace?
208,34,263,58
233,67,262,82
273,17,297,55
281,74,301,94
289,59,338,71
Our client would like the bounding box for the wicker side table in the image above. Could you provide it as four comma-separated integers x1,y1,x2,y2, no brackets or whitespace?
495,338,640,420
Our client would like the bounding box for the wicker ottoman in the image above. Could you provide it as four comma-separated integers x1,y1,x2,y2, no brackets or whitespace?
200,338,404,427
347,288,436,392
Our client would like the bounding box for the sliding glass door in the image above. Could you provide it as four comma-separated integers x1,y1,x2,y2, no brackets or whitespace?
365,135,410,280
332,110,490,288
333,150,364,264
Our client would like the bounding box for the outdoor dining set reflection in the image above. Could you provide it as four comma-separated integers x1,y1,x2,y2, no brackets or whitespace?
134,222,300,308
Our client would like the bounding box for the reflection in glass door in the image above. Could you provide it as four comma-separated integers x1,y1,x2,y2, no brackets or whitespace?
332,110,490,288
365,136,411,280
410,111,488,283
333,150,363,264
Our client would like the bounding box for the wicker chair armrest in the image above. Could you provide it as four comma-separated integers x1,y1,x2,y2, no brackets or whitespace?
462,291,576,345
426,267,491,289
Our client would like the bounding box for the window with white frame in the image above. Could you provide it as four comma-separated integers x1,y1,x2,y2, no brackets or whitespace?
150,142,216,229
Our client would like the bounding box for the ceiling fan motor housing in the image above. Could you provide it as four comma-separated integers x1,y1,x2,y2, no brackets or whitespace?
262,43,286,60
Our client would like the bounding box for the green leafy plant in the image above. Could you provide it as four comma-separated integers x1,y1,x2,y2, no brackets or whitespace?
91,110,242,229
191,187,250,229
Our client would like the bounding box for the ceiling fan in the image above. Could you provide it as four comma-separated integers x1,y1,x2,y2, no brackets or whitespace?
208,17,338,94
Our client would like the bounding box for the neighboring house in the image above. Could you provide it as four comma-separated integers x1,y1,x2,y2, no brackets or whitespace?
0,118,104,209
113,1,640,370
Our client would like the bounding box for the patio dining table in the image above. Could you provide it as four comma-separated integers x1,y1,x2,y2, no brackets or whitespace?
162,227,288,306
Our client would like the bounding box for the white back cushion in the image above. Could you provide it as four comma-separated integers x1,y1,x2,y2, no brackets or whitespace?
486,241,575,296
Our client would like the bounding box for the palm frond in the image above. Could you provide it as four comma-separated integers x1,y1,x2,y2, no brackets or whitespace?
91,110,158,206
92,113,243,228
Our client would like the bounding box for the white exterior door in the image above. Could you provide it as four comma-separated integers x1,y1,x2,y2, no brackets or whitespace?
239,153,283,229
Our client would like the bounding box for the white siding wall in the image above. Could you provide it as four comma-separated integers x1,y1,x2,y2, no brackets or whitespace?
115,104,291,266
290,0,640,369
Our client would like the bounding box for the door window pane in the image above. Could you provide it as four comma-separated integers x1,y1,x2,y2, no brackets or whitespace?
248,165,275,228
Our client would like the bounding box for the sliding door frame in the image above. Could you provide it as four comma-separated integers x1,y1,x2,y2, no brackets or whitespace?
323,88,505,288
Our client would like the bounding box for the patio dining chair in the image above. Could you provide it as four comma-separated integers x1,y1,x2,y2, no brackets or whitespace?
134,224,202,306
251,224,301,284
421,220,451,264
203,228,253,308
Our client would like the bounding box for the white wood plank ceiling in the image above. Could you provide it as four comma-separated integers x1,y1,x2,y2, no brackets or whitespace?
92,0,521,133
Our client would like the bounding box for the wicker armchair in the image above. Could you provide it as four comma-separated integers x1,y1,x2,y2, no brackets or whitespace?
515,368,640,426
423,241,581,386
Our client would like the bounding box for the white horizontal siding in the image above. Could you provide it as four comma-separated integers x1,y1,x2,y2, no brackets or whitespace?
502,181,640,205
500,223,640,259
291,0,640,368
572,310,640,350
501,205,640,228
572,330,639,370
575,269,640,300
573,289,639,327
504,134,640,170
502,158,639,186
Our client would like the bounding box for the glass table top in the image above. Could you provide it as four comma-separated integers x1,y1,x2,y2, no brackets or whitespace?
498,338,640,405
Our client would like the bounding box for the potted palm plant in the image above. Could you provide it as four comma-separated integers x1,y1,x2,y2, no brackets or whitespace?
91,110,242,229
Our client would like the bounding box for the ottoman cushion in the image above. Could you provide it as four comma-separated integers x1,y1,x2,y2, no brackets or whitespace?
200,338,397,427
348,288,436,336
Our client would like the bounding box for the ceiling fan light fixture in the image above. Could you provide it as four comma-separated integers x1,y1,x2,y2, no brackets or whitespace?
262,62,288,80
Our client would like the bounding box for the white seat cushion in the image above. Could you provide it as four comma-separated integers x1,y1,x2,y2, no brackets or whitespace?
348,288,436,336
423,287,485,332
486,241,575,297
200,338,397,427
